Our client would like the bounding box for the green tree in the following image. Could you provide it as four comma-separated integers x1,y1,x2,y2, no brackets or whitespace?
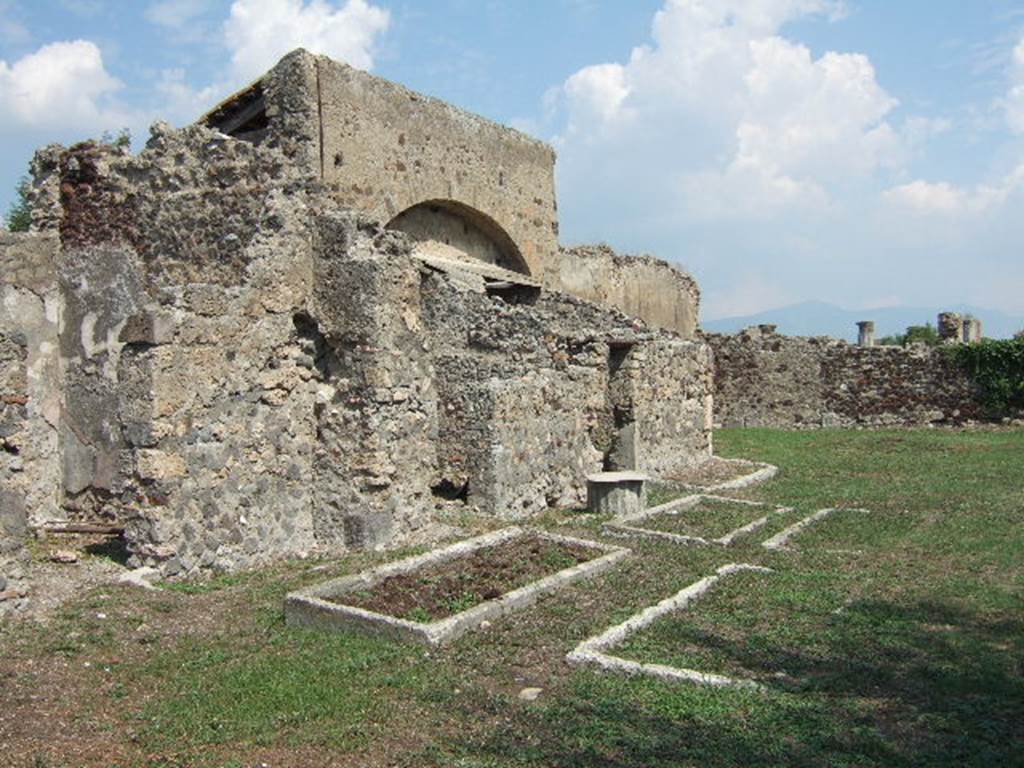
903,323,940,346
877,322,941,347
4,176,32,232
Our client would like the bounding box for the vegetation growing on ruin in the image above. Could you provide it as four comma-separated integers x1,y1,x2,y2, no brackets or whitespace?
950,337,1024,415
2,428,1022,767
4,176,32,232
878,322,940,347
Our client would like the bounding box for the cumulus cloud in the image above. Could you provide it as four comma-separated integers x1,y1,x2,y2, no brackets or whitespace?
0,40,126,134
884,164,1024,217
545,0,1011,318
225,0,390,82
556,0,900,219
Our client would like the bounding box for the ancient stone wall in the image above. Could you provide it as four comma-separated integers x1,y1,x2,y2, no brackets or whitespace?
1,330,31,607
205,50,559,283
0,233,62,530
557,245,700,338
9,51,715,576
706,326,983,428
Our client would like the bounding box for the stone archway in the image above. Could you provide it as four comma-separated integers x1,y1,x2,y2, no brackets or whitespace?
386,199,531,278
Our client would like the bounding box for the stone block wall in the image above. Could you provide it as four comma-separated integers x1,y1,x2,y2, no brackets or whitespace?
706,326,984,428
629,340,714,472
204,50,559,282
557,245,700,338
1,330,31,605
0,233,61,530
6,54,716,576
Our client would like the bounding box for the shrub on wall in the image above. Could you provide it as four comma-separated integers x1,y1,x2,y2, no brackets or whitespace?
950,338,1024,416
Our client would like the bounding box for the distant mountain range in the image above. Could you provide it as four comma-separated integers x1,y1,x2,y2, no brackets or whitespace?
702,301,1024,342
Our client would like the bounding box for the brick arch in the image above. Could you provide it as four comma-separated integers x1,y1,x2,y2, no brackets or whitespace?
386,199,531,277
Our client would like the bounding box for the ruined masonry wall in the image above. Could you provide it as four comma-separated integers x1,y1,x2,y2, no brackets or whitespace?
557,245,700,339
1,331,31,606
0,233,62,538
706,327,983,428
260,52,559,282
420,273,712,516
629,340,714,471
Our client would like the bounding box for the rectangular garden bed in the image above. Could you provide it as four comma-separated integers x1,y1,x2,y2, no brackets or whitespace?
762,507,871,552
605,493,792,547
661,457,778,491
567,563,773,689
285,527,630,646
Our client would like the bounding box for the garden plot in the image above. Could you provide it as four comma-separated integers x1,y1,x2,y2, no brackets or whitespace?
606,493,792,546
662,456,778,491
762,507,871,553
567,563,772,689
607,565,884,692
284,527,629,646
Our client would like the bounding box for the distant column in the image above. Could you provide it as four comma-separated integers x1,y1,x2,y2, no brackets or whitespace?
856,321,875,347
963,316,983,343
938,312,964,344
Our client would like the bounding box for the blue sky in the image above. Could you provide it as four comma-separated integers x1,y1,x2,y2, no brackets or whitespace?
2,1,1023,321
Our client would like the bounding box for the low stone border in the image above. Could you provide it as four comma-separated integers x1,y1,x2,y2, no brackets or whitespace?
604,493,793,547
669,458,779,492
284,527,630,646
761,507,870,552
566,563,772,689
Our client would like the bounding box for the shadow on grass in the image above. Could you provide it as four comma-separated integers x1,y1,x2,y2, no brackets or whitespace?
456,599,1022,768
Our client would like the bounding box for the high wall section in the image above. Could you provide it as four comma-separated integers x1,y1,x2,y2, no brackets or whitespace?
20,121,713,576
0,233,61,529
8,50,716,580
206,50,560,283
1,233,61,604
706,326,984,428
557,246,700,338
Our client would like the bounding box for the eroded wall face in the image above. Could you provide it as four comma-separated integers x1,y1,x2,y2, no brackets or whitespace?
308,214,440,548
310,56,559,282
707,327,984,428
0,233,61,532
34,112,714,575
557,246,701,339
1,331,30,607
421,273,712,516
36,130,324,574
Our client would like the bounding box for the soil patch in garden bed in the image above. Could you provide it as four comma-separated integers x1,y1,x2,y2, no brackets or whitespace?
647,498,766,540
663,457,763,487
337,534,598,622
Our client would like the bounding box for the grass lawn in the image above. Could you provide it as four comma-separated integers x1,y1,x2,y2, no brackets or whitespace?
640,496,774,540
1,428,1021,768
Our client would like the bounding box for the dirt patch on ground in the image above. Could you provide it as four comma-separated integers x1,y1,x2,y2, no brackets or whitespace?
339,535,598,621
663,457,760,486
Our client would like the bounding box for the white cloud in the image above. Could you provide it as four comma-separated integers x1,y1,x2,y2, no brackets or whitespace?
1006,38,1024,133
884,164,1024,217
563,63,631,127
146,0,210,28
554,0,900,221
0,41,126,133
224,0,390,82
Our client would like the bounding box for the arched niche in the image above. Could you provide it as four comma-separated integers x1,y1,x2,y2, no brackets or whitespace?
386,199,531,277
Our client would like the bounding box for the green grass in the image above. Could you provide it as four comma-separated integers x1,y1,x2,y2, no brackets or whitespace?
137,626,430,754
3,428,1022,768
643,497,770,539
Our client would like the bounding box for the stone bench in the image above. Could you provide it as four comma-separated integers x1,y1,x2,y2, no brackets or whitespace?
586,472,649,516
